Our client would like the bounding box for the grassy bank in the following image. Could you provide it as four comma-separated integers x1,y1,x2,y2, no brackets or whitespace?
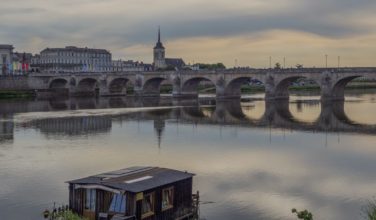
0,91,35,99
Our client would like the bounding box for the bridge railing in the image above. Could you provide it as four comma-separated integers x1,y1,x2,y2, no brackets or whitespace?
26,67,376,77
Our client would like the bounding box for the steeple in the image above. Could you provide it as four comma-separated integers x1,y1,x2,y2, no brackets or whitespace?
158,26,161,43
154,26,164,49
153,25,166,69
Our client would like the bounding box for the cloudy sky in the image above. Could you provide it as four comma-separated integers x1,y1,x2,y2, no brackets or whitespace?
1,0,376,67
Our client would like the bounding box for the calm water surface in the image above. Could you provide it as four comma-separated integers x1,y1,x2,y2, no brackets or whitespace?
1,91,376,220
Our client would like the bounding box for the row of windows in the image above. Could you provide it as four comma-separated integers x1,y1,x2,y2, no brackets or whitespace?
38,59,111,65
84,187,174,218
42,52,110,58
142,187,174,219
45,67,112,71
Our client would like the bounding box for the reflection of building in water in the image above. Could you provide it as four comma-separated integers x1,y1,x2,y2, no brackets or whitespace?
31,116,112,136
0,114,14,143
154,119,166,148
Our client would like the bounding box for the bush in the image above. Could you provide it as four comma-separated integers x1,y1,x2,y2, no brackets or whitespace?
291,208,313,220
362,200,376,220
43,205,87,220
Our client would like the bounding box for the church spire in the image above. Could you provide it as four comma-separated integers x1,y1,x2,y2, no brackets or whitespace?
154,26,164,49
158,26,161,43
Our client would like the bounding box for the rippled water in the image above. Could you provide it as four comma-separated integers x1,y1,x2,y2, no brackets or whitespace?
1,91,376,220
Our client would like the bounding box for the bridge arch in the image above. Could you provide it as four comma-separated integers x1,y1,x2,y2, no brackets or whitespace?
224,77,264,98
331,75,363,100
77,78,99,95
274,76,320,99
108,78,130,94
181,77,216,98
143,77,169,96
49,78,68,89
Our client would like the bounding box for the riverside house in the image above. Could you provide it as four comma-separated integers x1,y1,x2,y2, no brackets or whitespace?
67,167,198,220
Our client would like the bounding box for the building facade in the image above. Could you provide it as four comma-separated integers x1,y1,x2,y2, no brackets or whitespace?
112,60,152,72
0,45,14,75
12,52,32,74
33,46,112,73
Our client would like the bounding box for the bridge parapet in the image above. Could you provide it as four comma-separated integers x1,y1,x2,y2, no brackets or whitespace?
10,67,376,100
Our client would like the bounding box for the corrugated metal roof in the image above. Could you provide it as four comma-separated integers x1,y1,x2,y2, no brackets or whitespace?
68,167,194,193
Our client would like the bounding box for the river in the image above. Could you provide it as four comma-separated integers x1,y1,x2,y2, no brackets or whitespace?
1,91,376,220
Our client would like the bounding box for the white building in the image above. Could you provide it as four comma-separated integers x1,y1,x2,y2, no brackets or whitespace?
0,45,14,75
34,46,112,73
112,60,152,72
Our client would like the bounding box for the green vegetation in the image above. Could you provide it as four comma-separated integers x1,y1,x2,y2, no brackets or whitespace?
0,90,35,99
362,200,376,220
55,211,87,220
196,63,226,70
296,64,304,69
43,205,87,220
292,201,376,220
291,208,313,220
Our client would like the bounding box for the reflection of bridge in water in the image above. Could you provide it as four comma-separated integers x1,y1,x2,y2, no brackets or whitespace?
125,100,376,135
1,97,376,142
0,114,14,143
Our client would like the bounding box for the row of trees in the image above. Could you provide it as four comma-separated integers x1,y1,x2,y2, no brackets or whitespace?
274,63,304,69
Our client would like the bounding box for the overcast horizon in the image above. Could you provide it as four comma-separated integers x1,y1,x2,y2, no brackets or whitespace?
1,0,376,68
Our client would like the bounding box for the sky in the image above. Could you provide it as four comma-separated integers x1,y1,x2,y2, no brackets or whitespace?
1,0,376,68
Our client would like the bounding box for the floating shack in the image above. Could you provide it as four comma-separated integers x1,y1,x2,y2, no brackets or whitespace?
67,166,198,220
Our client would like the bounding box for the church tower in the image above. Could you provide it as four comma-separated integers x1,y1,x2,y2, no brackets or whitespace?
153,27,166,69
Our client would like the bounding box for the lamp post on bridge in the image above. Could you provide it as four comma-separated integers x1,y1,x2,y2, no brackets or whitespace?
269,56,272,69
325,54,328,68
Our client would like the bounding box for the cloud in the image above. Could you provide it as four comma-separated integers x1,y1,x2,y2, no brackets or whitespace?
0,0,375,66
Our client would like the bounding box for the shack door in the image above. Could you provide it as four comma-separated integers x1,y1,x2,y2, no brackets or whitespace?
83,189,96,220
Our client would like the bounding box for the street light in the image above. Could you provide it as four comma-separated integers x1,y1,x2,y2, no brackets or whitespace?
325,54,328,68
269,56,272,69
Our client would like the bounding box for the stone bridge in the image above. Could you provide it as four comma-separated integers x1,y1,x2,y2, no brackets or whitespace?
20,67,376,100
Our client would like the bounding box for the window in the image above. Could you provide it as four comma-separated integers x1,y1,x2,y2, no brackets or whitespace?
142,192,155,218
85,189,96,211
162,187,174,211
109,193,126,213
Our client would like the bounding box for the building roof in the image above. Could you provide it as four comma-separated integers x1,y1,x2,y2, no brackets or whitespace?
41,46,110,54
68,167,194,193
166,58,186,68
0,44,14,50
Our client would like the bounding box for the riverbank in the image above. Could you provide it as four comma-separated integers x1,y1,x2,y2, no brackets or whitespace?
0,91,35,100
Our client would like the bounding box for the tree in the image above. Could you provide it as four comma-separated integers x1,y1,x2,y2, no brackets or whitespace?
296,64,304,69
274,62,281,69
196,63,226,70
291,208,313,220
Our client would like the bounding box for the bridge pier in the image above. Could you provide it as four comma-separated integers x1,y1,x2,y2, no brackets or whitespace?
171,80,199,98
216,86,241,100
320,78,345,101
